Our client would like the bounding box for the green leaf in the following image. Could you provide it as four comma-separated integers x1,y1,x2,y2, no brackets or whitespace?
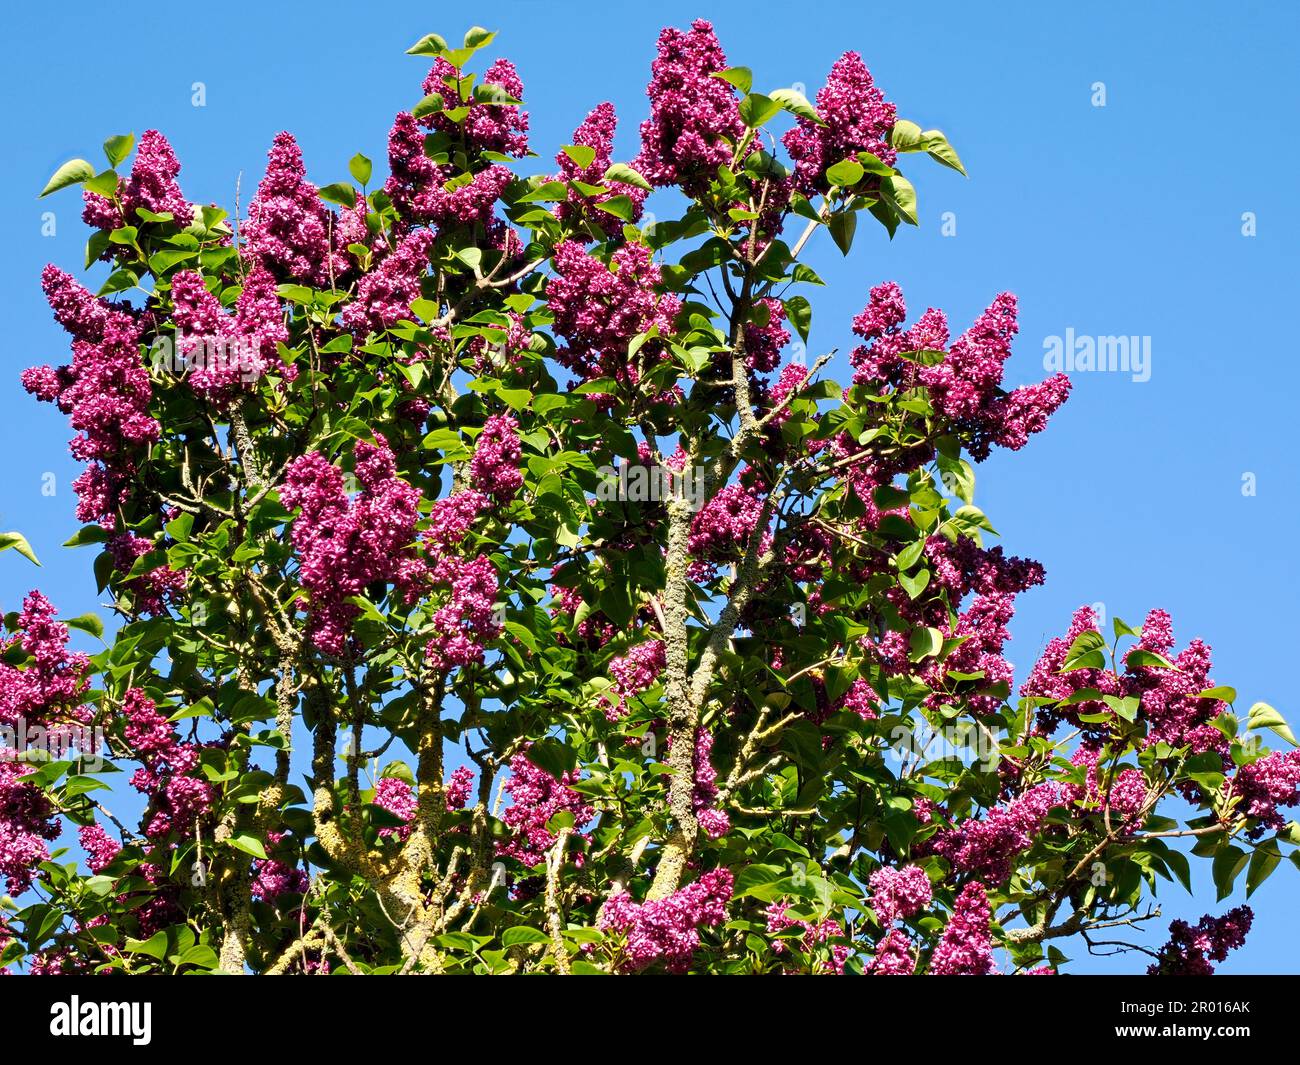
63,526,110,548
84,170,119,198
406,33,449,57
769,87,820,124
1164,848,1193,893
594,195,637,223
895,538,927,571
563,144,597,171
380,760,415,785
1112,616,1141,639
890,119,925,152
909,627,944,662
828,211,856,256
856,151,895,176
738,93,782,128
103,134,135,169
175,944,219,970
935,452,975,504
165,511,195,543
125,931,170,960
501,925,550,948
880,174,918,225
84,874,117,897
148,249,195,274
712,67,752,95
1247,841,1282,897
868,199,899,238
1125,649,1178,671
784,295,812,343
349,153,373,186
1059,629,1106,672
319,182,357,208
227,834,268,860
1197,686,1237,704
474,83,520,105
411,93,446,121
517,179,568,204
525,738,577,780
40,158,96,197
1247,702,1297,746
1212,844,1248,901
169,697,214,722
97,268,137,296
64,613,104,640
0,532,41,566
900,568,931,600
65,775,110,797
920,129,966,175
463,26,496,51
602,163,652,192
1108,695,1141,723
826,159,864,187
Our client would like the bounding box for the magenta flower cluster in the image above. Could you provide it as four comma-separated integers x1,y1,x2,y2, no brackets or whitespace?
688,481,765,562
419,486,504,675
634,20,743,192
25,267,157,528
83,129,194,230
425,554,501,672
78,823,121,874
470,413,524,502
498,751,594,868
0,762,59,895
1230,749,1300,838
251,831,308,901
374,777,418,840
107,532,187,616
553,102,648,237
869,864,933,925
870,929,917,975
928,881,995,975
1023,607,1232,764
849,282,1071,461
839,678,880,720
170,263,289,399
929,782,1062,884
281,435,426,655
445,765,475,810
765,900,851,973
598,867,734,972
1064,743,1150,826
784,51,897,196
547,240,681,386
341,228,436,335
421,57,530,157
692,728,730,840
1148,907,1253,975
742,299,791,375
244,132,349,287
381,57,525,238
384,111,514,234
0,590,92,730
605,639,666,720
122,688,215,840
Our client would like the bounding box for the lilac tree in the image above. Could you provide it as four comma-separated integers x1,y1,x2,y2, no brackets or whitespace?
3,20,1296,975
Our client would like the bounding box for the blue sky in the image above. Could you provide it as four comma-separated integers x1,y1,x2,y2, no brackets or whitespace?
2,0,1297,972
